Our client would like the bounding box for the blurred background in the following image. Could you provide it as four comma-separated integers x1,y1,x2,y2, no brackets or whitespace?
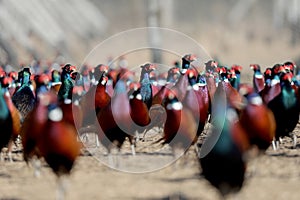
0,0,300,71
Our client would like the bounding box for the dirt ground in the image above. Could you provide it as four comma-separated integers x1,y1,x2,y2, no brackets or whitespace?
0,119,299,200
0,65,299,200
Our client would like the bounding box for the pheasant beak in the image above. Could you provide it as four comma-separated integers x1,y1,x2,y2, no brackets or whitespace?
284,64,294,72
100,65,109,73
101,76,109,85
278,65,285,73
9,72,17,80
69,65,77,73
233,65,242,72
189,54,197,62
173,67,180,74
0,71,6,78
149,64,156,71
218,67,225,74
282,73,292,82
103,76,108,82
70,71,78,80
265,69,272,75
211,61,218,68
2,77,12,87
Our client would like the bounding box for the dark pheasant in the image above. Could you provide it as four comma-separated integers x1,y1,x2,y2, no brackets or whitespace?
0,77,21,161
268,72,300,149
250,64,265,93
199,82,249,196
12,67,36,122
0,84,13,160
57,64,76,102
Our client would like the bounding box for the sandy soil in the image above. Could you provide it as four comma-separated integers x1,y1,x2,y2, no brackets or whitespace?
0,119,299,200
